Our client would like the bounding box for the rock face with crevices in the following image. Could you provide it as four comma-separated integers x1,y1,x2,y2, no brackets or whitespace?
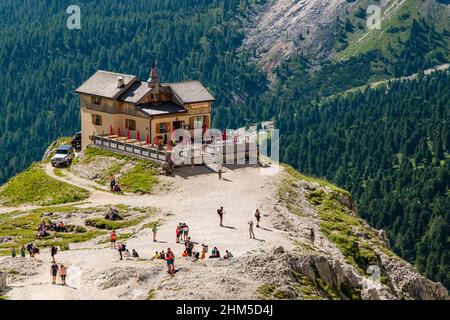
241,0,353,79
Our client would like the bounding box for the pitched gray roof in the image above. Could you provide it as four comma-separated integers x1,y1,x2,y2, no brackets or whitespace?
118,81,151,103
77,71,215,105
138,102,187,116
164,81,215,104
75,70,137,99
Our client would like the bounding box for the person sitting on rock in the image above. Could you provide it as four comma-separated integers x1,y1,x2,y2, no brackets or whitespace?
223,250,233,260
113,184,122,193
192,251,200,261
209,247,220,259
105,207,122,221
56,221,66,232
132,249,139,258
152,251,160,260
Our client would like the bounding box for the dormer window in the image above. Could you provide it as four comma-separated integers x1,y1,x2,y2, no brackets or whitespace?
91,96,102,105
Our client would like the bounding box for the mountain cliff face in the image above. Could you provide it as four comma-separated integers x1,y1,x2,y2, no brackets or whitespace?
241,0,351,77
262,166,449,300
240,0,450,78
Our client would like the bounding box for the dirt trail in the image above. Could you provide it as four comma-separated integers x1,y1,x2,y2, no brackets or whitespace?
1,163,294,300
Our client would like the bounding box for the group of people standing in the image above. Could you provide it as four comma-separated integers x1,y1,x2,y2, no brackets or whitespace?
110,230,140,260
106,204,265,277
11,243,38,258
175,223,189,243
49,246,67,285
217,206,263,239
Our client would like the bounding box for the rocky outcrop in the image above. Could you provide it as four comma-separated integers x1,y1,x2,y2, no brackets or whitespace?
93,266,163,290
0,257,43,282
240,0,354,78
257,170,450,300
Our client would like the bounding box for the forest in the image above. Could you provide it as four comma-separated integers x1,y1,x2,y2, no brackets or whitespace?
0,0,448,288
278,73,450,287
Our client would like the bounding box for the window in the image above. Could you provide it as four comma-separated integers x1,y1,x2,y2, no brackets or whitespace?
157,122,170,134
91,96,102,105
190,116,205,129
91,114,102,126
125,119,136,131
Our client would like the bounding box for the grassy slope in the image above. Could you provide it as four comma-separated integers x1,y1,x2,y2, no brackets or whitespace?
0,204,158,255
77,147,159,194
337,0,450,60
0,164,89,206
0,205,106,255
280,166,395,289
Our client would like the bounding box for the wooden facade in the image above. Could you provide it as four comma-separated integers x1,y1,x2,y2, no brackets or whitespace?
76,66,214,150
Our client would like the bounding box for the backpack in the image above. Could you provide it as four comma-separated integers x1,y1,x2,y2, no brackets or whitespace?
121,244,126,252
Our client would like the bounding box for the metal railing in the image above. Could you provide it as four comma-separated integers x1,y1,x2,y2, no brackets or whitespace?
92,135,168,162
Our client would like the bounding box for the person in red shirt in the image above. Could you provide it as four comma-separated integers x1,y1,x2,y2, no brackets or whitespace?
110,230,117,249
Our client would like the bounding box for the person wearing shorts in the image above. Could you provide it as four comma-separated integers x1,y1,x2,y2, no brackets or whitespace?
51,246,57,263
110,231,117,249
255,209,261,228
217,207,224,227
51,262,59,284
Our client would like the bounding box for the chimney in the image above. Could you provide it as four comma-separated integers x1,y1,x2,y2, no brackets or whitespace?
117,76,125,88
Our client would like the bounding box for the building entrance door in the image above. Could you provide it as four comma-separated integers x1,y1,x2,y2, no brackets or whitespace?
173,121,184,130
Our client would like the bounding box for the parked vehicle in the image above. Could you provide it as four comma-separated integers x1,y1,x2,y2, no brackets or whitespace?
51,145,75,167
71,131,82,151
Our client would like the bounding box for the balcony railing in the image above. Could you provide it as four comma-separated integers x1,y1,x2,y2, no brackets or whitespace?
92,135,168,162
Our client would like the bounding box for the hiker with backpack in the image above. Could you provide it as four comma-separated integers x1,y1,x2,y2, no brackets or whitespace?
118,242,125,260
255,209,261,228
51,246,58,263
217,207,224,227
27,243,33,257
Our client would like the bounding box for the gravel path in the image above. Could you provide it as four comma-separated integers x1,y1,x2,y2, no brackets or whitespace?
1,163,294,299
